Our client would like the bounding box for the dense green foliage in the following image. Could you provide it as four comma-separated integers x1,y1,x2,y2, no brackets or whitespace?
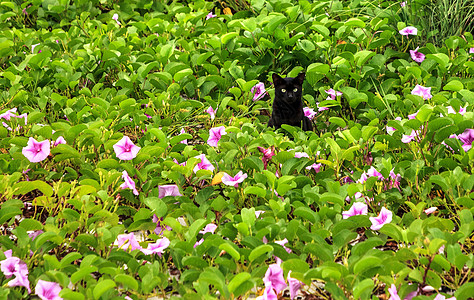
0,0,473,299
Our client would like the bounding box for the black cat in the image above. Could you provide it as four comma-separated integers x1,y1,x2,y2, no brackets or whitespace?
268,72,313,131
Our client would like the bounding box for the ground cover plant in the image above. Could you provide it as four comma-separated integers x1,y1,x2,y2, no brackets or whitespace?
1,0,474,299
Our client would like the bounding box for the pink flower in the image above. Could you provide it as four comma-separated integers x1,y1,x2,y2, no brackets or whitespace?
263,264,287,294
120,170,139,196
200,223,217,235
424,207,438,215
221,171,247,187
3,122,12,131
0,108,17,121
52,136,66,147
303,107,317,120
257,146,275,169
35,280,62,300
387,117,402,134
193,154,215,173
152,214,172,235
8,272,31,293
15,113,28,125
370,207,393,230
206,11,216,20
408,111,418,119
179,128,187,144
367,166,384,180
469,48,474,54
457,128,474,151
28,230,43,241
31,43,40,53
409,47,425,63
445,106,466,116
0,255,30,293
400,1,406,7
388,284,401,300
112,13,121,25
389,169,402,190
140,237,170,256
257,282,278,300
316,102,329,111
342,202,368,219
288,271,303,300
22,137,50,163
207,126,226,147
399,26,418,36
173,158,186,167
255,210,265,218
158,185,182,198
206,106,216,120
251,82,266,101
433,294,456,300
113,136,140,160
411,85,432,100
116,232,142,251
306,163,322,173
401,130,419,143
325,88,342,100
294,151,309,158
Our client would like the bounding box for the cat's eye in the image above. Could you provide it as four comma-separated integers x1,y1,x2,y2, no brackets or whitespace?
293,88,298,92
281,89,286,93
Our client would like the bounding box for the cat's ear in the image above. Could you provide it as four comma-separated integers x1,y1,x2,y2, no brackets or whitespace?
295,72,305,85
272,73,284,86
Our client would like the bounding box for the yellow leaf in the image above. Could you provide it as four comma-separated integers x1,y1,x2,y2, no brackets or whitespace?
223,7,232,15
212,172,225,185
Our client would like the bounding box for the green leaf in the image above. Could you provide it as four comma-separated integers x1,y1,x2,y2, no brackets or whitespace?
93,279,116,299
443,80,463,91
329,117,346,128
345,18,365,28
244,186,266,198
249,244,273,262
228,272,251,294
19,219,43,231
71,266,98,284
174,68,193,82
426,53,450,68
219,241,241,260
293,207,319,223
353,256,382,274
12,181,53,197
354,50,375,66
221,32,239,45
60,252,82,269
353,278,374,299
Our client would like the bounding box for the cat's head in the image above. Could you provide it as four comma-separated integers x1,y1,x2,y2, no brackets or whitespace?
272,72,305,103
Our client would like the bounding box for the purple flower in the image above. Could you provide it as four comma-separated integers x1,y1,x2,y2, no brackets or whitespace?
158,184,182,198
316,102,329,111
411,84,432,100
342,202,368,219
221,171,247,187
207,126,227,147
28,230,43,241
120,170,139,195
305,163,322,173
206,106,216,120
325,88,342,100
113,136,141,160
52,136,66,147
115,232,142,251
257,282,278,300
22,137,50,163
469,48,474,54
263,264,287,294
399,26,418,36
193,154,215,173
140,237,170,256
251,82,266,101
400,1,406,7
388,284,401,300
409,47,425,63
152,214,172,235
370,207,393,230
257,146,275,169
288,271,303,300
112,13,121,25
206,11,217,20
35,280,62,300
457,128,474,151
303,107,317,120
401,130,419,143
